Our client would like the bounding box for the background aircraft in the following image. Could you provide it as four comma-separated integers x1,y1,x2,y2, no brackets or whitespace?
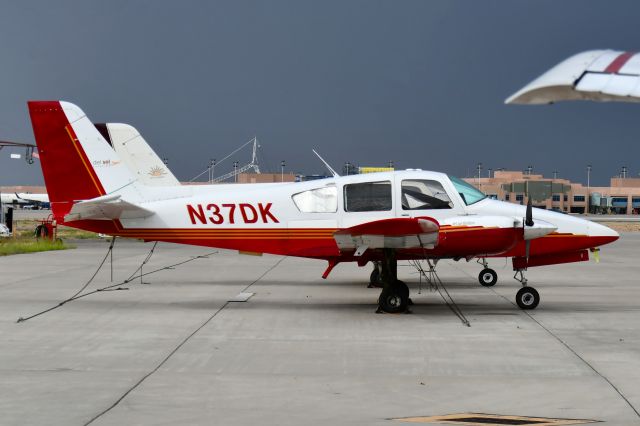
0,192,49,209
506,49,640,104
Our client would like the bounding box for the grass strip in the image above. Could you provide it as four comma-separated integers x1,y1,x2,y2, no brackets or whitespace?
0,238,72,256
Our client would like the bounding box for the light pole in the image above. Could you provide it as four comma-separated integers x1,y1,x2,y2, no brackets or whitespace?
622,166,628,179
345,162,351,176
553,171,558,180
587,164,592,214
488,168,492,178
476,162,482,186
233,161,238,182
526,165,533,176
388,160,394,169
281,160,285,182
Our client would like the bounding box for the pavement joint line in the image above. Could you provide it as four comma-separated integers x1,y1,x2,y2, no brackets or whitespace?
83,255,287,426
448,260,640,419
0,241,172,290
486,287,640,420
16,243,217,323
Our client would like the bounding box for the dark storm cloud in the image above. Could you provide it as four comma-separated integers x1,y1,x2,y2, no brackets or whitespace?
1,0,639,186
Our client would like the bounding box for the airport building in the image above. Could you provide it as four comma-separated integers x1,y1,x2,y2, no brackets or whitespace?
4,170,640,214
465,170,640,214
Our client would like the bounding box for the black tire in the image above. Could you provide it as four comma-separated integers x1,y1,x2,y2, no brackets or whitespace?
516,287,540,310
34,224,48,239
478,268,498,287
396,280,409,300
378,287,408,313
369,268,381,286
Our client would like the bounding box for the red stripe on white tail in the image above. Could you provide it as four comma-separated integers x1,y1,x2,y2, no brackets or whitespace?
604,51,635,73
28,101,137,220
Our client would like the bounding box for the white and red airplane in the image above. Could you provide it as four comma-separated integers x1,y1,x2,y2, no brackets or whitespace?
28,101,619,313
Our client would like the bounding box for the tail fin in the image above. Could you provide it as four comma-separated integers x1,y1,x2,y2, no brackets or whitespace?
98,123,180,186
28,101,137,218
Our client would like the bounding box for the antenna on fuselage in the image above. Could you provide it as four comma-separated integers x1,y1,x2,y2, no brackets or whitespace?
312,149,340,178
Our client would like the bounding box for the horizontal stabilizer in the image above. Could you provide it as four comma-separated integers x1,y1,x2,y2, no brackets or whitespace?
334,217,439,256
65,194,154,221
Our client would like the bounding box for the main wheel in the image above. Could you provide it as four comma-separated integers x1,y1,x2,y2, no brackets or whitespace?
478,268,498,287
396,280,409,299
395,279,413,305
516,286,540,310
378,287,408,313
369,268,382,288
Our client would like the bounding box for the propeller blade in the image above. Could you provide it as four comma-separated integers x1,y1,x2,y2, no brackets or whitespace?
525,197,534,227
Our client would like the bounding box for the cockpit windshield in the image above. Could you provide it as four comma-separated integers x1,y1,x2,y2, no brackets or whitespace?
448,175,487,205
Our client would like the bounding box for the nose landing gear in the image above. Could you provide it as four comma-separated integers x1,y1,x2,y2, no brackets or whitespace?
513,269,540,310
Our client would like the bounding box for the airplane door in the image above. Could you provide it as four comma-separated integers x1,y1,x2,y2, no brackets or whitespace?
339,178,396,228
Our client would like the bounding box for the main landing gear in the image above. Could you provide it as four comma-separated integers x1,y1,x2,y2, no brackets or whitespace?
369,261,382,288
513,269,540,310
477,258,498,287
375,249,411,314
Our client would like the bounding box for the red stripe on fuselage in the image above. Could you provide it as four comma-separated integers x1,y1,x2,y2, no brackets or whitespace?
62,221,617,262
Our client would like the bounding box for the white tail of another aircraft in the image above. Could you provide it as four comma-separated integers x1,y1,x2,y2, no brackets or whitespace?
94,123,180,187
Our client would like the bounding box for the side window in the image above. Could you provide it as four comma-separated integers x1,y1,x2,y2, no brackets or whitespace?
401,179,452,210
292,186,337,213
344,181,392,212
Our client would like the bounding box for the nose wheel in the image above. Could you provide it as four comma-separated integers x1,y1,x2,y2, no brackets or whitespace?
516,286,540,310
513,269,540,310
478,268,498,287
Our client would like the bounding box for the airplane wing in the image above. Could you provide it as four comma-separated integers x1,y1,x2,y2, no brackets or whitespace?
333,217,439,256
65,194,154,221
506,50,640,104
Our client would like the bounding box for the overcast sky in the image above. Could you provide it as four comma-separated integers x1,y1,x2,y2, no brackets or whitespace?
1,0,639,187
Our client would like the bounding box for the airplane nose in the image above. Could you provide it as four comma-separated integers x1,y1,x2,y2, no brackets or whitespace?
588,221,620,245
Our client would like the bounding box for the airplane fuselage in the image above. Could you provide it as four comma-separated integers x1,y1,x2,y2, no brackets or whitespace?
60,170,618,267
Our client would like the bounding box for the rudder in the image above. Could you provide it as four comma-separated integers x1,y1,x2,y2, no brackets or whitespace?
28,101,136,219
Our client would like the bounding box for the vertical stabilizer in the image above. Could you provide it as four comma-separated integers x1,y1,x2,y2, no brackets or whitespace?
28,101,137,218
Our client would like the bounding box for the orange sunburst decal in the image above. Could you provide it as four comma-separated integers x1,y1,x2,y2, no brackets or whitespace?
148,166,167,178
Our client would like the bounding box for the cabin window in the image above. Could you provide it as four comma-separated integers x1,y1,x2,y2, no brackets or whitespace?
448,175,487,205
292,186,337,213
344,181,392,212
401,180,452,210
